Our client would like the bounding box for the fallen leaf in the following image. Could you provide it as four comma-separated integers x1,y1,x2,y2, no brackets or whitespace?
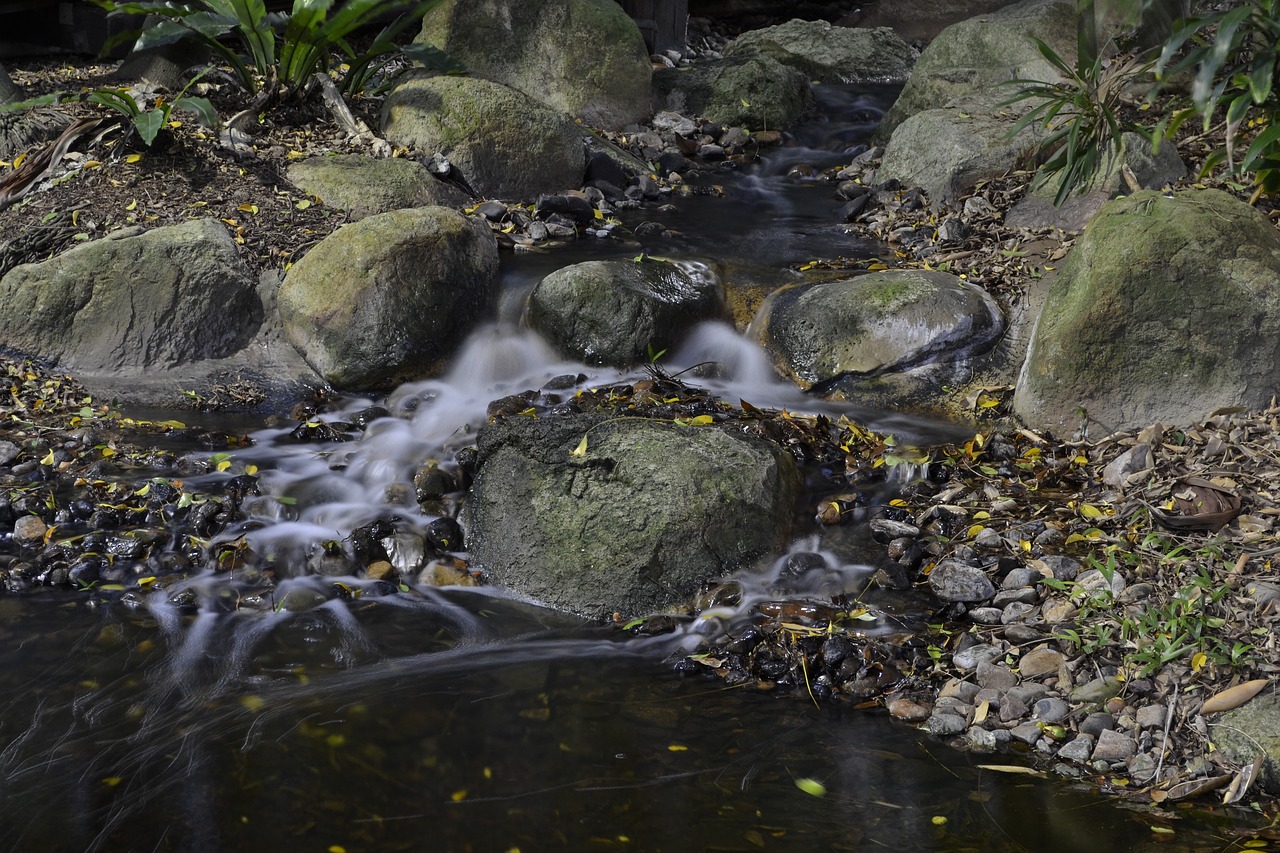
1201,679,1270,714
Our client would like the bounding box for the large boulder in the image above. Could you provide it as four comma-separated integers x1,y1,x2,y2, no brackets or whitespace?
465,414,800,619
1209,690,1280,794
527,259,723,367
724,19,915,83
652,53,812,130
839,0,1019,45
286,155,471,220
417,0,652,131
1014,189,1280,433
381,73,586,200
875,98,1043,207
0,219,260,372
277,206,499,389
754,269,1005,389
875,0,1076,143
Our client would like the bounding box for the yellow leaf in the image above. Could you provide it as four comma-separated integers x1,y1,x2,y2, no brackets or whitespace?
794,777,826,797
867,262,888,271
295,199,311,210
82,160,102,169
570,435,588,457
974,699,989,724
126,153,142,164
451,789,467,802
287,149,306,159
690,414,714,425
125,199,138,211
667,744,688,752
245,464,258,476
966,524,986,539
14,152,27,169
40,448,55,465
238,203,259,215
102,777,123,787
216,459,231,473
593,208,604,220
167,120,182,128
1079,503,1106,519
1191,651,1208,672
931,816,948,825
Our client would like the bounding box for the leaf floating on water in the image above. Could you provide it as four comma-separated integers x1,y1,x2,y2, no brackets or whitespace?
976,764,1046,777
1201,679,1270,714
1163,774,1231,801
102,776,123,787
930,816,947,826
569,435,588,457
667,744,688,752
794,777,826,797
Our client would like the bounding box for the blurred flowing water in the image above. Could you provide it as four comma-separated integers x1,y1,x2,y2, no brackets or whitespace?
0,84,1260,852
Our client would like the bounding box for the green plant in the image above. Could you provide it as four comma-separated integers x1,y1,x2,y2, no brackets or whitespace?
1156,0,1280,194
94,0,445,105
1004,38,1156,205
88,70,218,146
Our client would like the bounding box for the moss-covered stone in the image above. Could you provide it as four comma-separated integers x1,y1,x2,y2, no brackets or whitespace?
1013,189,1280,432
285,155,470,219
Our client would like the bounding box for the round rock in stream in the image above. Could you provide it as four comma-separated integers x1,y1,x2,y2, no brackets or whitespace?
465,414,799,619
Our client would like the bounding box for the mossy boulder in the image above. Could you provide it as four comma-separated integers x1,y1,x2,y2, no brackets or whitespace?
652,53,812,130
381,74,585,200
724,19,915,83
1014,189,1280,432
466,414,799,619
418,0,651,131
755,269,1005,389
277,206,498,389
286,155,471,219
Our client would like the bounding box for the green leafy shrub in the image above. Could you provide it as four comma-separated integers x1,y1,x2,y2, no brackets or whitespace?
93,0,444,103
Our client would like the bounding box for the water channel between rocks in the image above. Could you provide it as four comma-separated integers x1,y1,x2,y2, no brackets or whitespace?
0,85,1252,852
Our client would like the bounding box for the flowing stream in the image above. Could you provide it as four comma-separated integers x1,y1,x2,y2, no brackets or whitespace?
0,85,1256,852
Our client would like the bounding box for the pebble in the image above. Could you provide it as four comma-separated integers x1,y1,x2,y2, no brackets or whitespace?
999,695,1029,722
1038,555,1081,581
1010,722,1043,745
13,515,47,544
1002,567,1043,589
1033,697,1071,723
1008,684,1051,706
1135,704,1168,728
992,588,1038,607
1057,734,1095,763
1071,676,1122,705
977,660,1018,691
964,727,999,752
967,607,1004,624
923,712,968,736
1092,729,1137,762
0,440,18,465
1001,602,1035,624
973,526,1004,552
888,697,933,722
869,517,920,542
953,643,1002,671
939,679,981,702
1040,597,1077,623
1019,647,1064,679
929,559,996,602
1004,624,1046,644
1075,568,1126,598
1079,712,1115,737
1129,751,1158,782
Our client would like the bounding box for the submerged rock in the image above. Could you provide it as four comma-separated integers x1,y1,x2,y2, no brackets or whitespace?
1014,189,1280,433
418,0,652,131
527,258,723,367
277,206,499,389
465,414,799,619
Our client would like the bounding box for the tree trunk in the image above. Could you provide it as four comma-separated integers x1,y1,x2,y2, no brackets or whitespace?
618,0,688,56
0,63,19,104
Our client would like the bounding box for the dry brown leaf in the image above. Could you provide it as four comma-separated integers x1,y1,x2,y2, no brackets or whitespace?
1163,774,1231,801
1200,679,1270,715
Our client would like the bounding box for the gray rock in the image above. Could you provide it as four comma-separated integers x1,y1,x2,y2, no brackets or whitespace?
999,695,1029,722
1208,691,1280,794
1019,647,1064,679
953,642,1002,671
1015,189,1280,433
929,559,996,603
967,607,1004,624
1010,722,1043,745
1129,751,1158,781
1001,602,1036,624
924,711,968,736
1102,443,1155,488
1003,567,1044,589
0,218,261,374
755,270,1004,389
1039,555,1081,582
12,515,46,544
1079,712,1116,738
382,73,586,200
652,53,812,130
286,155,470,219
1058,734,1095,763
1033,697,1070,723
527,259,723,367
418,0,651,130
0,441,18,466
277,206,499,389
940,678,981,702
976,659,1018,691
1071,676,1123,705
465,414,799,619
876,0,1077,142
964,726,999,752
724,20,915,83
1091,729,1137,762
839,0,1023,46
993,588,1038,608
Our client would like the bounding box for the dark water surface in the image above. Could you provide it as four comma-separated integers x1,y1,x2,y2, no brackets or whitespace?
0,84,1264,852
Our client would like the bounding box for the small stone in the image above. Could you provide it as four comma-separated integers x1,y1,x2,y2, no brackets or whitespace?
939,678,981,702
1040,597,1077,623
953,643,1002,671
1010,722,1043,745
967,607,1003,624
1102,443,1153,487
923,712,968,736
1091,729,1137,762
1033,697,1070,723
1001,602,1035,624
13,515,47,544
1000,695,1030,723
964,727,999,752
1002,567,1043,589
1039,555,1081,581
1075,568,1126,598
993,588,1038,607
869,517,920,542
1135,704,1168,729
1004,624,1046,644
365,560,395,581
1007,684,1051,706
976,660,1018,691
1128,751,1158,782
1118,582,1154,603
1079,712,1115,738
527,221,550,241
1019,647,1065,679
937,218,970,243
973,527,1004,552
0,440,18,465
1071,676,1122,705
1057,734,1095,763
888,697,933,723
928,559,996,602
934,696,971,717
474,200,508,221
974,688,1003,707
